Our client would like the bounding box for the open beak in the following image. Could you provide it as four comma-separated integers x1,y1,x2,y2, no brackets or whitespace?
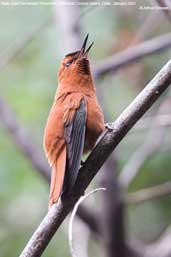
79,34,94,58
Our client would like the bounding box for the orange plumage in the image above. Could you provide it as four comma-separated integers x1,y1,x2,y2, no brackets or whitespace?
44,34,105,208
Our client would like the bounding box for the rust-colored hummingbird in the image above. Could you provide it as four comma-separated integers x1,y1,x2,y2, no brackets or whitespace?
44,34,105,208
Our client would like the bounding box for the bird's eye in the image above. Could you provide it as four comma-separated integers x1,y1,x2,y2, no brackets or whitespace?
65,60,73,67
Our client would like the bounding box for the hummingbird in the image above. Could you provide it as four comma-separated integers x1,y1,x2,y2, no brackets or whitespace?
44,34,105,208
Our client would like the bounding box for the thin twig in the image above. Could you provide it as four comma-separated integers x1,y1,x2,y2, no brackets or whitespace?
53,0,103,244
127,181,171,204
69,188,106,257
155,0,171,21
19,59,171,257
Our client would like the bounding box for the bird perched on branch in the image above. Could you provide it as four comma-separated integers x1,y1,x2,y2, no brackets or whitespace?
44,34,105,208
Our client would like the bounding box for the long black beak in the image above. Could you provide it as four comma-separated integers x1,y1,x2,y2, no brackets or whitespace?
81,33,89,54
80,34,94,57
84,41,94,56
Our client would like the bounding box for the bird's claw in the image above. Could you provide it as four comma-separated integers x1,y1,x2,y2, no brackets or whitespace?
80,160,85,166
105,122,114,130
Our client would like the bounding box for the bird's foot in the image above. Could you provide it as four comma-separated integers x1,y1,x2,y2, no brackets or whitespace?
105,122,114,131
94,123,114,148
80,160,85,166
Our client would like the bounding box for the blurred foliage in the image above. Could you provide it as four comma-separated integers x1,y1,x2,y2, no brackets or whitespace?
0,1,171,256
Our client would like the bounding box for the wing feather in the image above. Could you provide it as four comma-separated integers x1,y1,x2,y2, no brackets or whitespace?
64,98,87,192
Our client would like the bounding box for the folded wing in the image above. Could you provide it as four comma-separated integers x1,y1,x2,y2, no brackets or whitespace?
64,98,87,192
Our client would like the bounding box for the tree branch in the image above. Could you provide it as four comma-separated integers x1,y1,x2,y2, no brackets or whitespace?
19,59,171,257
0,97,100,237
100,155,126,257
94,33,171,78
0,0,99,241
0,98,50,182
54,0,81,52
127,181,171,204
69,188,106,257
155,0,171,22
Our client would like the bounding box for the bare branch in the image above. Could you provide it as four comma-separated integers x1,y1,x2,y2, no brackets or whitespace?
0,97,101,237
69,188,106,257
155,0,171,21
94,33,171,78
54,0,81,52
1,18,171,85
19,59,171,257
127,182,171,204
52,0,105,240
100,155,126,257
0,0,100,241
0,97,50,182
1,20,171,84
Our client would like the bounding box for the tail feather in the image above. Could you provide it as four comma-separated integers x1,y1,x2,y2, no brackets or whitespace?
49,146,66,209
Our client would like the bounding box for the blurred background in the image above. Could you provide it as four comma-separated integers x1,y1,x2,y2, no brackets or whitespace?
0,0,171,256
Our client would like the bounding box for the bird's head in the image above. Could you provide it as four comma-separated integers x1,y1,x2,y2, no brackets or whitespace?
58,34,94,84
